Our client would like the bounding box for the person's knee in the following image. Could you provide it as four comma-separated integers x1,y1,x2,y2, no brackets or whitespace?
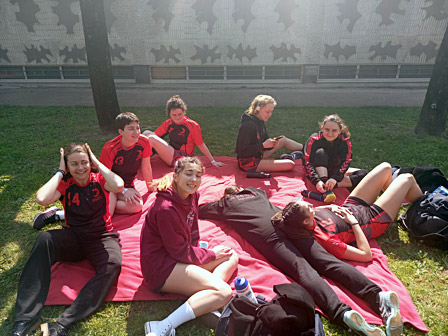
314,148,329,166
228,251,239,271
284,160,295,171
378,162,392,174
215,282,233,304
396,173,416,185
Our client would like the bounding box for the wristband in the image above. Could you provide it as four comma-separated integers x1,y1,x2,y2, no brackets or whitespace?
55,171,63,178
351,223,359,226
121,188,128,195
211,159,216,164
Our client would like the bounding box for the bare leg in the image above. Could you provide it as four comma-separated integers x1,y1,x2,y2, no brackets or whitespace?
161,263,233,317
201,250,238,282
315,166,328,178
349,162,393,205
256,158,295,172
262,137,302,158
374,173,423,219
114,189,143,215
142,132,175,166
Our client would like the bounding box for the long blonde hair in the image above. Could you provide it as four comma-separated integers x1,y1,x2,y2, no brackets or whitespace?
248,95,277,116
152,157,204,192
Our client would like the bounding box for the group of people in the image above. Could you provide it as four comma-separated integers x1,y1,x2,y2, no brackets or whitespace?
10,94,423,336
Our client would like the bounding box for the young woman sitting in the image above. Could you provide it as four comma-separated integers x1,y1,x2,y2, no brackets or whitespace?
235,94,303,173
10,143,124,336
140,157,238,336
303,114,367,194
143,95,225,167
277,162,423,263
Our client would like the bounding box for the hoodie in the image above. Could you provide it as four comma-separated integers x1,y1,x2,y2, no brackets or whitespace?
140,188,215,290
235,110,269,159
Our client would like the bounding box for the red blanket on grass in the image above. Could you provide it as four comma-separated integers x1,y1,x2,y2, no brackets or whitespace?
46,156,427,332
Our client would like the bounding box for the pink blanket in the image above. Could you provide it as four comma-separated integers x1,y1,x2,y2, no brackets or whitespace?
46,156,427,331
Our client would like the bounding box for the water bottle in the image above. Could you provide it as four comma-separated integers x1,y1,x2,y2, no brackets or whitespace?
246,171,271,179
234,277,257,303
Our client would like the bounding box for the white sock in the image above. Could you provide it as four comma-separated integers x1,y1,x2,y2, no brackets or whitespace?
164,301,196,329
56,210,65,220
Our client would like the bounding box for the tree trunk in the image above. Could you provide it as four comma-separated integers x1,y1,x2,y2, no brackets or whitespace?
79,0,120,132
415,26,448,137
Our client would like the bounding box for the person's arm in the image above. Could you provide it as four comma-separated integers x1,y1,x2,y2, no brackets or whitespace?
157,208,216,265
303,134,324,190
235,122,263,158
342,223,373,262
36,147,65,205
332,206,372,262
196,142,225,167
86,143,124,194
141,156,153,190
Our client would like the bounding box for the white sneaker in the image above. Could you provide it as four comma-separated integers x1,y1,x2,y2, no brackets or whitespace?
379,291,403,336
144,321,175,336
343,310,385,336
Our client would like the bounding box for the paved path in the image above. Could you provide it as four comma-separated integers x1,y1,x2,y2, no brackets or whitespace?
0,83,428,107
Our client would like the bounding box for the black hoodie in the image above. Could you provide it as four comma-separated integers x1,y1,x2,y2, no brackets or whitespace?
235,110,269,159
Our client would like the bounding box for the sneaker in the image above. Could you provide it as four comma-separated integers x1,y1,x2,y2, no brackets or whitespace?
343,310,385,336
144,321,175,336
322,191,336,203
40,322,68,336
379,291,403,336
33,206,61,230
280,151,303,160
9,316,40,336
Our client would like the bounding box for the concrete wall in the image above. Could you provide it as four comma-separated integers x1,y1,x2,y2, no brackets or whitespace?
0,0,447,66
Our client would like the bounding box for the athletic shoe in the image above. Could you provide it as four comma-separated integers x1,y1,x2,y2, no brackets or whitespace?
40,322,68,336
322,191,336,203
33,206,61,230
280,151,303,160
144,321,175,336
9,316,40,336
343,310,385,336
379,291,403,336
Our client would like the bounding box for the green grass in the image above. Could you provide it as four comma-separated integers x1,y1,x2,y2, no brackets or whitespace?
0,105,447,335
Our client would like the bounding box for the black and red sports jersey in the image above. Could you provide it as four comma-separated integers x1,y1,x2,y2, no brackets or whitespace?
303,132,352,185
100,134,152,188
57,172,114,237
154,117,204,155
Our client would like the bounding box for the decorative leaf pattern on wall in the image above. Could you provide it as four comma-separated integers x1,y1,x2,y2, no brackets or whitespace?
270,43,301,62
24,45,52,63
191,45,221,64
149,0,175,31
274,0,298,30
52,0,79,34
10,0,39,32
192,0,217,34
369,41,402,60
59,45,86,63
151,45,181,63
228,43,256,62
0,46,11,63
324,42,356,60
110,43,126,61
375,0,405,25
410,41,439,61
422,0,448,21
233,0,256,32
336,0,361,32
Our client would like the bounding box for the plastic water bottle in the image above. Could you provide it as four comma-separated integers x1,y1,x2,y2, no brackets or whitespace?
234,277,257,303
